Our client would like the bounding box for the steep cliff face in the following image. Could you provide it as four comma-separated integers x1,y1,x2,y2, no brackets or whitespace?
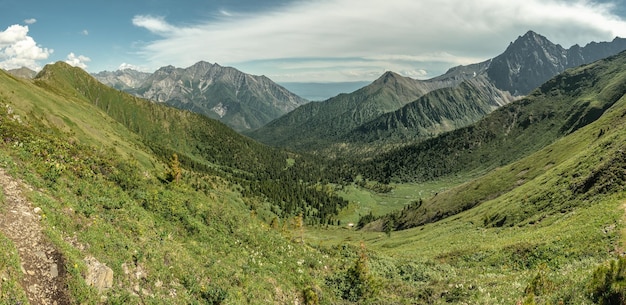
486,31,626,95
92,69,151,91
95,61,308,132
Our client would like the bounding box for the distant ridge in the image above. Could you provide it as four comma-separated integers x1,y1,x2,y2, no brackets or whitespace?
487,31,626,95
6,67,37,79
94,61,308,132
248,31,626,156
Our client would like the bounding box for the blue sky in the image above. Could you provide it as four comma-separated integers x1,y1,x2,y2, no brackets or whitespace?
2,0,626,82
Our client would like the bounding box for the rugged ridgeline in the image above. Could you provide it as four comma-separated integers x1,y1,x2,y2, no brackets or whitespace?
487,31,626,95
248,31,626,156
7,67,37,79
246,71,484,153
94,61,308,131
359,49,626,230
92,69,150,91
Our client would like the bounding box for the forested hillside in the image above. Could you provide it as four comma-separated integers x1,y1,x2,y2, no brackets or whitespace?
35,62,350,224
357,50,626,232
355,51,626,184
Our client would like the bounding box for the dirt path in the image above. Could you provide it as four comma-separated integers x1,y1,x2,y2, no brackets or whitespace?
0,167,69,305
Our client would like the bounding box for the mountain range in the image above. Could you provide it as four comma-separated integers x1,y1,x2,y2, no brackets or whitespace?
3,29,626,303
94,61,308,131
247,31,626,155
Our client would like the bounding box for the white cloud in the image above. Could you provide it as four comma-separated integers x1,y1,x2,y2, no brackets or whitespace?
23,18,37,25
132,0,626,82
132,15,177,35
81,29,89,36
118,62,149,71
65,52,91,69
0,24,53,71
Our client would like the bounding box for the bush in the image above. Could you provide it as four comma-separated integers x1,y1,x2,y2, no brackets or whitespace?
588,256,626,304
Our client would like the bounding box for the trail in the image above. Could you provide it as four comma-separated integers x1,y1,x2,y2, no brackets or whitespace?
0,167,69,305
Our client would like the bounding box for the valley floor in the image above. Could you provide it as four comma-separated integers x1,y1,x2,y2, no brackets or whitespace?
306,183,626,304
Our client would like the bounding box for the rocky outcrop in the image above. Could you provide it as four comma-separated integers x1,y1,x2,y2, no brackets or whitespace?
94,61,308,132
486,31,626,95
84,256,113,292
92,69,151,91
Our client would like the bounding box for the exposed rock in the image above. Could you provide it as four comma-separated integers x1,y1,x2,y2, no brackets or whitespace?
93,61,309,132
487,31,626,95
84,256,114,292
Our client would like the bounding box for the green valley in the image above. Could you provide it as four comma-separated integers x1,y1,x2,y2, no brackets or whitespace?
1,45,626,305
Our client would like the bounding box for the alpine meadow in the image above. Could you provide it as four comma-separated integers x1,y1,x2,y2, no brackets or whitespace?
3,24,626,305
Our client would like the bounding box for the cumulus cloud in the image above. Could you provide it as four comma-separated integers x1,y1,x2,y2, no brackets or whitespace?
0,24,53,71
132,0,626,82
65,52,91,69
118,62,149,71
23,18,37,25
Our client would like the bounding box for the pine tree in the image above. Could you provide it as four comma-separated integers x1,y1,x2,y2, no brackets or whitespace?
166,153,182,183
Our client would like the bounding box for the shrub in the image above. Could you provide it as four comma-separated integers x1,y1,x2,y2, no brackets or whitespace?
588,256,626,304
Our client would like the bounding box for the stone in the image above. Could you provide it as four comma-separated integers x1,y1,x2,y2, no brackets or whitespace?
33,207,42,214
84,256,114,292
35,251,47,260
50,263,58,278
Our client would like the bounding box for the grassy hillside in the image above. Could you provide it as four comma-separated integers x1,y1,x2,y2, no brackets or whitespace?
2,51,626,304
0,67,363,304
357,51,626,184
309,52,626,304
33,62,351,224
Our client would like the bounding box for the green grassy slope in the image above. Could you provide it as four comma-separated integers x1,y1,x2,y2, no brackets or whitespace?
355,51,626,232
2,50,626,304
33,62,351,223
307,56,626,302
0,67,359,304
358,51,626,184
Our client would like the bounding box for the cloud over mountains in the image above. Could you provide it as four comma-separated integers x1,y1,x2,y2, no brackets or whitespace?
131,0,626,82
0,24,53,70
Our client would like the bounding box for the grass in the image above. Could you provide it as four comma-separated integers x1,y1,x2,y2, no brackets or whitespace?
1,53,626,304
335,178,464,225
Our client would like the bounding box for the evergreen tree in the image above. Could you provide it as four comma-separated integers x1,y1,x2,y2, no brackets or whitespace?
166,153,182,183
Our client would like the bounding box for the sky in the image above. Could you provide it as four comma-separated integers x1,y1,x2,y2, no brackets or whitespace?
2,0,626,83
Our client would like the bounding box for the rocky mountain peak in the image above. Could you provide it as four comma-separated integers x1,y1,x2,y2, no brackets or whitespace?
373,71,403,85
94,61,308,132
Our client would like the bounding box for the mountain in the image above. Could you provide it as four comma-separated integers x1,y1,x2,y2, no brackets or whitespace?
343,75,513,145
0,62,362,303
94,61,308,132
246,71,477,152
249,31,626,156
4,57,626,303
92,68,150,90
487,31,626,95
6,66,37,79
358,48,626,186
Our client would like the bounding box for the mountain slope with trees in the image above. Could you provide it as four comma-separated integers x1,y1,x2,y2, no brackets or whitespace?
358,49,626,230
249,31,626,157
246,71,476,152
